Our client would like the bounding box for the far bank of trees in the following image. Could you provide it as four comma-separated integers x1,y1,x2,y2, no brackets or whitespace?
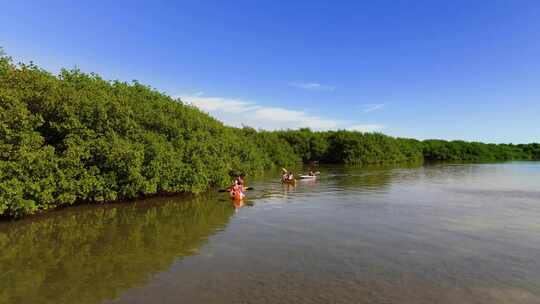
1,51,538,216
268,128,539,164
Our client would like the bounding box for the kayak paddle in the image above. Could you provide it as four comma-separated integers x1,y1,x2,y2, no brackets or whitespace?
219,187,254,192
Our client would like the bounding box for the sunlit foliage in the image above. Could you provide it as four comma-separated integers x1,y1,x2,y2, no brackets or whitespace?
0,55,290,216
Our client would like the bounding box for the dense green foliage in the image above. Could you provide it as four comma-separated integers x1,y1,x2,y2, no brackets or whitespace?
0,52,538,216
0,55,295,216
271,129,539,164
421,140,538,162
273,129,425,164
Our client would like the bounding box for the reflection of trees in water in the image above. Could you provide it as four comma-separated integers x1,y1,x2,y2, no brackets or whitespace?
330,164,421,191
0,195,234,304
327,163,490,192
414,163,498,186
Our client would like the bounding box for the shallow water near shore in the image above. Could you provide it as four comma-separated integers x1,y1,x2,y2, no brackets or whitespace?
2,162,540,303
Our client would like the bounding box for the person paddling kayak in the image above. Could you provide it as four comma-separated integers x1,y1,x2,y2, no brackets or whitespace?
235,173,245,187
229,183,245,200
281,171,295,183
228,174,246,200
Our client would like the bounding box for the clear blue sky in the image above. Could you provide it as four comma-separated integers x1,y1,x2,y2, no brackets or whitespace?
2,0,539,143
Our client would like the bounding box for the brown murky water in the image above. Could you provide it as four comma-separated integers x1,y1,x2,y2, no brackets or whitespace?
2,162,540,303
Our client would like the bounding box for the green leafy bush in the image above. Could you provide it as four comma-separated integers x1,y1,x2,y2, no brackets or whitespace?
0,55,290,216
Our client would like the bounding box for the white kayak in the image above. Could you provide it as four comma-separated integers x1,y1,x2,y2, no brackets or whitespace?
298,175,317,179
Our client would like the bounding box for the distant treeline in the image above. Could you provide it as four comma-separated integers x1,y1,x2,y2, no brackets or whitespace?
271,128,539,164
1,53,538,216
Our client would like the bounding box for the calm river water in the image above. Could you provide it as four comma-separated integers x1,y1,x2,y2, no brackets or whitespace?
1,162,540,303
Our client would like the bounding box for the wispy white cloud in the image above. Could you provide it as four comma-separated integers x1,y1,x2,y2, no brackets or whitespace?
359,103,385,113
177,94,384,132
347,124,385,132
251,107,340,129
288,82,336,92
180,95,257,114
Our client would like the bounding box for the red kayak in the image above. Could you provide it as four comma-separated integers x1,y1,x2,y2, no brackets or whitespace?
229,187,245,201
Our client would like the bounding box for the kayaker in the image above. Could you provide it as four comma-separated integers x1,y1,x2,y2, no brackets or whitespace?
233,174,246,192
237,174,245,186
230,182,245,200
227,175,241,191
287,171,294,181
